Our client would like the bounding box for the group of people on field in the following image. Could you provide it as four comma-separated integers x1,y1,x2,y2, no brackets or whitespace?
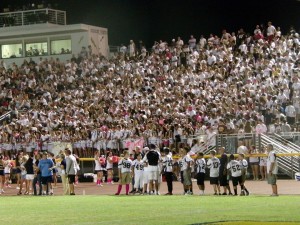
92,143,278,196
0,148,79,196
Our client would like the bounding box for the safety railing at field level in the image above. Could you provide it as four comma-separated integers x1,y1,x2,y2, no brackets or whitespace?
260,134,300,178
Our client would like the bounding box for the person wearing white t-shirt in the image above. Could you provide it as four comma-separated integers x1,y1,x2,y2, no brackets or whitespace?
237,143,248,155
161,148,173,195
206,150,221,195
94,151,104,187
267,21,276,42
285,102,296,125
115,150,133,195
238,153,250,196
255,119,267,135
142,147,150,194
249,145,259,180
132,153,144,194
195,152,206,195
266,144,278,196
259,147,268,181
227,154,244,196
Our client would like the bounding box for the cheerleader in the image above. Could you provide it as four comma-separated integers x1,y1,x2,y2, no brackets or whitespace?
15,152,23,190
24,153,35,195
94,151,104,187
106,151,114,184
259,146,268,180
4,157,12,188
18,155,28,195
249,145,259,180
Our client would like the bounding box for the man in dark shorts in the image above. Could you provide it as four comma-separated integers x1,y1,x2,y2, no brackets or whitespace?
218,147,232,195
38,152,54,196
65,149,79,195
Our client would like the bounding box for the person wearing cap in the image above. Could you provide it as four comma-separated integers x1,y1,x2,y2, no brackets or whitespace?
143,144,160,195
38,152,54,196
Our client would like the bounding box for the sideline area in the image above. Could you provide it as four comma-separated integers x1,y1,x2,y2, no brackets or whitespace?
1,179,299,196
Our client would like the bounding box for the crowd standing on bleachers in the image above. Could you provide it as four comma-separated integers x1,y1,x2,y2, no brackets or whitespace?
0,21,298,195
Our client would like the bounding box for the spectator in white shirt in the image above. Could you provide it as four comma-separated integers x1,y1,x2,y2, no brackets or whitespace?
285,101,296,125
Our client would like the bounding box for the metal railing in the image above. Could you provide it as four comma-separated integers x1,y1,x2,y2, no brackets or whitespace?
260,134,300,178
0,111,11,126
0,8,66,27
216,133,256,154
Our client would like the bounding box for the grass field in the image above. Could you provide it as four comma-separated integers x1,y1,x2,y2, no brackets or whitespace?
1,195,300,225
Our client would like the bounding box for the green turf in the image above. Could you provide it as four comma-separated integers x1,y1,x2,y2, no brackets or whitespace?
0,195,299,225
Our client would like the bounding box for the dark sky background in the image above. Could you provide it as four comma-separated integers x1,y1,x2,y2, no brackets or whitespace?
1,0,300,47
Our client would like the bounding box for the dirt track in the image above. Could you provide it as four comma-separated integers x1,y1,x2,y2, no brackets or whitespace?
2,179,300,196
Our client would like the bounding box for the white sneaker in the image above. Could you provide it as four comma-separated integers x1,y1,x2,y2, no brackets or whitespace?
156,191,160,195
100,184,103,187
16,187,20,190
270,193,279,197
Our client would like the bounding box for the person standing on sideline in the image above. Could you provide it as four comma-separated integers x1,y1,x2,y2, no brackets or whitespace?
266,144,278,196
238,153,250,196
195,152,206,195
65,149,78,195
227,154,244,196
115,150,132,195
161,148,173,195
207,150,221,195
249,145,260,180
33,153,42,196
24,152,35,195
60,153,69,195
106,151,114,184
182,148,193,195
132,153,144,194
143,144,160,195
38,152,54,196
219,147,232,195
94,151,104,187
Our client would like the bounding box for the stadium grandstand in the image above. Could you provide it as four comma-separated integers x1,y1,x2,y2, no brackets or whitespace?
0,1,299,197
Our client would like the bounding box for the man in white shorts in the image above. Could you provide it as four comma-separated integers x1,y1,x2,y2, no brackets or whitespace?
143,144,160,195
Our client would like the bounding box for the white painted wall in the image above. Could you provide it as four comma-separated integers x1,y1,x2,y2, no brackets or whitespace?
0,23,109,66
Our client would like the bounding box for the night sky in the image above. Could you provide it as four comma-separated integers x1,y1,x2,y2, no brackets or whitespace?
1,0,300,47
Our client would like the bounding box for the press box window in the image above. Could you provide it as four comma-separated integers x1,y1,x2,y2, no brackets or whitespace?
51,39,71,55
1,44,23,58
25,42,48,56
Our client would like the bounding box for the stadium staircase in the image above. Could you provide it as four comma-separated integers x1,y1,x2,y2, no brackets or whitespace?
260,134,300,178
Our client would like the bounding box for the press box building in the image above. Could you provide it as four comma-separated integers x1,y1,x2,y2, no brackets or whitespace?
0,7,109,65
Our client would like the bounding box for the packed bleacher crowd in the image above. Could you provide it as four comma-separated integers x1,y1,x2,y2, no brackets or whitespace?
0,21,297,197
0,21,299,161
